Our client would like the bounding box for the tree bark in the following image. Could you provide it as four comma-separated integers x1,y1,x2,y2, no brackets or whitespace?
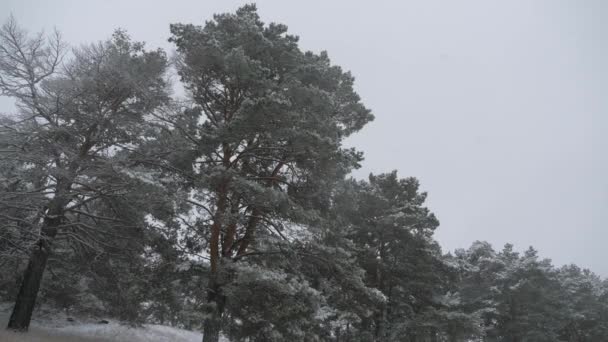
7,213,61,331
430,327,439,342
221,199,240,257
202,279,226,342
6,144,83,331
236,206,261,257
203,182,229,342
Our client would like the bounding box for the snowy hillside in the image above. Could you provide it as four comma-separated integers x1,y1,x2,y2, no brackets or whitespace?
0,305,206,342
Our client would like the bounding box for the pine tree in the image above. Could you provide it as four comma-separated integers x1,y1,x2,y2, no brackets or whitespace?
150,5,373,341
332,172,450,341
0,19,168,330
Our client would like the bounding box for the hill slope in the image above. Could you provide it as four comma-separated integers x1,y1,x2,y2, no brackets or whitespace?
0,305,204,342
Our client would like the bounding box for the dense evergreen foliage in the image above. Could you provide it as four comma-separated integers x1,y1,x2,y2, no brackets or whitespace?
0,5,606,341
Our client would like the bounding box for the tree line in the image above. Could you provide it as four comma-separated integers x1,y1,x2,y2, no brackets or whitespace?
1,5,606,342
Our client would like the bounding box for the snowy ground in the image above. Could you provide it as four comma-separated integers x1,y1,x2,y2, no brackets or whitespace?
0,304,205,342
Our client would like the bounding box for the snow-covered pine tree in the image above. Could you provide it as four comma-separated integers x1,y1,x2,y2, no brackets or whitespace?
0,20,168,330
332,171,449,341
157,5,373,341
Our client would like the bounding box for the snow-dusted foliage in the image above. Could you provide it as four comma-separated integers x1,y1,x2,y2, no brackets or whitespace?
1,5,606,342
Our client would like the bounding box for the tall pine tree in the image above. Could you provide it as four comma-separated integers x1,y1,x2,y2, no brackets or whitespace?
0,20,168,330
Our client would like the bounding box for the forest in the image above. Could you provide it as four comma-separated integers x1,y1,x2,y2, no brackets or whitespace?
0,4,607,342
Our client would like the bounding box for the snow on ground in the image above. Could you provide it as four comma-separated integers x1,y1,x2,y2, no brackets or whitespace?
0,304,205,342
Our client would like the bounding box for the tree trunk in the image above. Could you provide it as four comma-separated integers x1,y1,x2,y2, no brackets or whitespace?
202,279,225,342
345,323,350,342
7,214,61,331
202,312,221,342
236,206,261,256
430,327,439,342
203,181,229,342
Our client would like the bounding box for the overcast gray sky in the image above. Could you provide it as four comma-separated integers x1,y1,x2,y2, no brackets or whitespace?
1,0,606,276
